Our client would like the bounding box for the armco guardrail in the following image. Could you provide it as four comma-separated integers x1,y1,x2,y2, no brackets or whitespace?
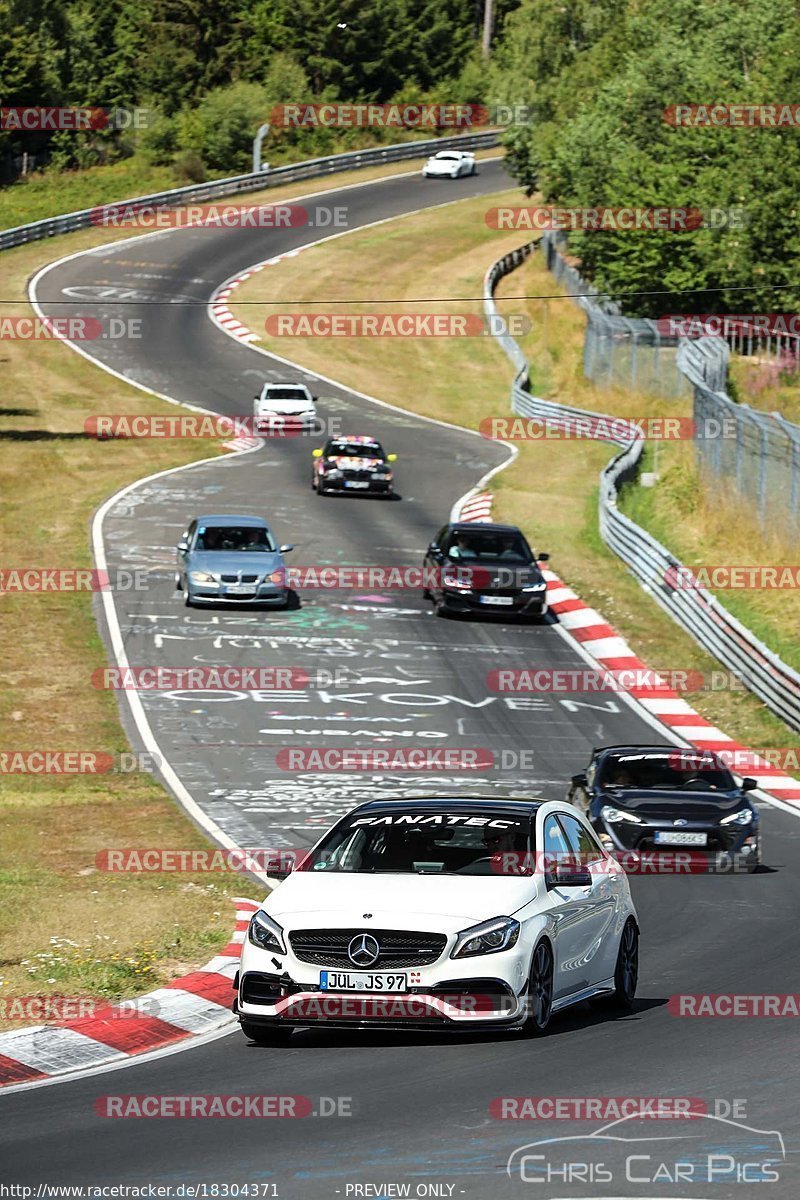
0,131,500,252
485,240,800,734
678,337,800,530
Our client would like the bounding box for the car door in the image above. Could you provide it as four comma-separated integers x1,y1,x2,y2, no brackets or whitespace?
424,525,449,601
558,811,621,987
540,812,599,1000
177,520,196,584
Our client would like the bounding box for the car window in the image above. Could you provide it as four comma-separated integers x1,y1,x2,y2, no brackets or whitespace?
263,387,308,400
303,810,534,876
600,752,734,791
442,529,533,562
194,525,276,552
559,813,606,865
542,814,572,872
325,440,385,459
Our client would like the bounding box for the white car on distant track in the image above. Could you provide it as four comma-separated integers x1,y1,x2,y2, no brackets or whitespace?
234,795,639,1044
253,381,318,431
422,150,477,179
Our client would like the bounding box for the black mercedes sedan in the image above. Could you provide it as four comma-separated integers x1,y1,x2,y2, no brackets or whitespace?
566,745,761,871
422,522,549,620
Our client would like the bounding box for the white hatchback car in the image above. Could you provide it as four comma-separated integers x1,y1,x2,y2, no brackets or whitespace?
422,150,477,178
253,381,318,432
235,796,639,1044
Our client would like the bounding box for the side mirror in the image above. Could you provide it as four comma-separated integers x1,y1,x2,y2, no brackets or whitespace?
254,394,261,402
279,543,294,553
312,448,324,458
741,777,758,792
177,540,189,553
537,552,550,562
311,396,319,403
571,772,588,788
427,543,443,560
548,859,592,888
387,453,398,463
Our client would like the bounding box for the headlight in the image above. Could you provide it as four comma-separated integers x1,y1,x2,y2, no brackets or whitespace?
442,573,471,593
451,916,520,959
325,467,343,478
189,571,217,584
247,911,286,953
265,571,285,584
601,805,644,825
720,807,754,826
521,581,547,592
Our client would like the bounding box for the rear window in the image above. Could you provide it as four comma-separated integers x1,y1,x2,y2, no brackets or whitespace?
302,810,534,875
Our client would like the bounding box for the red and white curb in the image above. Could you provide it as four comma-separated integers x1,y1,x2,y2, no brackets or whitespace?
450,494,800,805
458,490,494,522
0,898,257,1089
211,250,306,343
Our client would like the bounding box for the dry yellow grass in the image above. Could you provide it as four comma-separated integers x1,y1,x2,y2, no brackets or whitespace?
231,192,795,750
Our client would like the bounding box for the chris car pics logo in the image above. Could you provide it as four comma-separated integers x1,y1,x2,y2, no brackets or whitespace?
507,1111,785,1185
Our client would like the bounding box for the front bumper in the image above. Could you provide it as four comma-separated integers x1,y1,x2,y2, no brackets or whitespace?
596,818,761,870
237,937,532,1029
237,976,524,1029
319,475,392,494
440,588,548,616
188,585,287,605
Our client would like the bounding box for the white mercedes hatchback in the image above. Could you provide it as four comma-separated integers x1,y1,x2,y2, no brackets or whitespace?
235,796,639,1043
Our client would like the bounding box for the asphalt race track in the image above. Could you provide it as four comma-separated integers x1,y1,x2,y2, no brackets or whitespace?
3,160,800,1197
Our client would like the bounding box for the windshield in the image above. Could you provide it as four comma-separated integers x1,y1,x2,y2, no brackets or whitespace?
302,810,534,875
435,153,460,160
600,753,735,792
326,440,385,459
263,387,309,401
194,526,276,553
443,529,532,563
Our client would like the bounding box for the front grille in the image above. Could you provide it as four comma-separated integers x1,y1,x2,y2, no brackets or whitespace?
219,574,259,584
342,468,373,481
289,928,447,969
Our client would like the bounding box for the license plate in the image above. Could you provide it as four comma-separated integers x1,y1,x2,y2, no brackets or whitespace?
224,585,255,595
479,595,514,606
654,831,708,846
319,971,407,992
344,481,370,489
